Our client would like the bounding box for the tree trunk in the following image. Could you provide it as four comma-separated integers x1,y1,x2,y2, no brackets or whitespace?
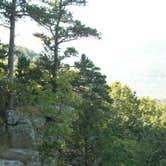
8,0,16,110
53,41,58,78
52,0,62,78
84,134,89,166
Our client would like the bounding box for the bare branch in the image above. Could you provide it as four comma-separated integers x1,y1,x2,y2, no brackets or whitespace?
0,23,9,29
58,37,78,44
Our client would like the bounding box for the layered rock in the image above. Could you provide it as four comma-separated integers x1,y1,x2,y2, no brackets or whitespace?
0,160,24,166
7,110,37,149
0,109,43,166
0,149,40,166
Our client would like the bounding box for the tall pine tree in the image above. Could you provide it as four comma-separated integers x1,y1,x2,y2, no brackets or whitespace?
28,0,100,90
67,54,111,165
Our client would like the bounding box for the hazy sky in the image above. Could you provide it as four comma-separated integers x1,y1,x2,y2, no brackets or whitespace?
1,0,166,98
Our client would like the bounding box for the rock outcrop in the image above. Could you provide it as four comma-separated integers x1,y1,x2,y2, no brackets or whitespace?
0,160,24,166
0,109,44,166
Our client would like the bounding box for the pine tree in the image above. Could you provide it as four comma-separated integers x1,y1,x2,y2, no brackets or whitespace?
0,0,46,110
0,0,33,110
28,0,100,90
67,54,111,165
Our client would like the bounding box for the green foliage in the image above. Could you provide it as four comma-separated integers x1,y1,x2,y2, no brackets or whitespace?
36,67,81,165
98,133,135,166
0,43,8,59
16,56,30,83
64,55,112,165
108,82,166,165
139,97,165,127
0,43,8,76
0,0,27,20
15,55,40,106
74,54,110,101
64,47,78,58
110,82,142,137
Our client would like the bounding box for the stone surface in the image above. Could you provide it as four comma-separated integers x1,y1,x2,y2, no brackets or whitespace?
0,160,25,166
2,110,42,166
6,110,19,125
0,149,40,166
8,120,36,149
7,110,37,149
32,117,46,128
31,117,46,146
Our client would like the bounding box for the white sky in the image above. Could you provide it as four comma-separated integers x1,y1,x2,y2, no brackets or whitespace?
1,0,166,98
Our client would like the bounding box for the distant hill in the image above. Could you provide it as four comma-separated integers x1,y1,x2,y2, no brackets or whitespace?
16,46,39,61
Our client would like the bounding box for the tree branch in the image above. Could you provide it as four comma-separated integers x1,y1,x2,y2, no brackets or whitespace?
58,37,78,44
0,23,9,29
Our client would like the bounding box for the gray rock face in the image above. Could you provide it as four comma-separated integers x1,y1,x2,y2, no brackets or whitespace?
7,110,36,149
0,160,25,166
0,149,40,166
6,110,19,125
32,117,46,128
8,121,36,149
2,109,42,166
